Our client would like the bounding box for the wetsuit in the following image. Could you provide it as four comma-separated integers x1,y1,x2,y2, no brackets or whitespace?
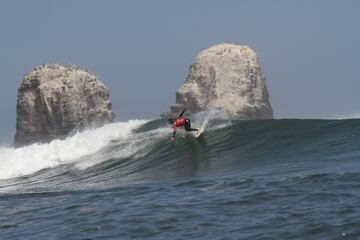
171,117,198,139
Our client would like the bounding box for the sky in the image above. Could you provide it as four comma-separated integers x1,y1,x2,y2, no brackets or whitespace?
0,0,359,143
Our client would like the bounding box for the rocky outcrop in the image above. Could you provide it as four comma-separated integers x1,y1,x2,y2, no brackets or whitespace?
165,43,273,119
14,64,116,147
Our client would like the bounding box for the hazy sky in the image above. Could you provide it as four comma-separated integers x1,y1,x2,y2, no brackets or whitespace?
0,0,359,142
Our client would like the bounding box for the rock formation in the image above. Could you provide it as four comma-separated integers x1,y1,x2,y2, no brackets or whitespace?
165,43,273,119
14,64,116,147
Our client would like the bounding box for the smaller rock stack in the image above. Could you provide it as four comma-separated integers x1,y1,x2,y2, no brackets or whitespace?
14,64,116,147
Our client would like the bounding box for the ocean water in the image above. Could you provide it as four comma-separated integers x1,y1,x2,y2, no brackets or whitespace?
1,113,360,239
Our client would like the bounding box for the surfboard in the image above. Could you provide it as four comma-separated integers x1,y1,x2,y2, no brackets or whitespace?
193,128,204,138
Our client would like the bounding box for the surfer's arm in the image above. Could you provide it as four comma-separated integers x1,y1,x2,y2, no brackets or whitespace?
178,109,186,117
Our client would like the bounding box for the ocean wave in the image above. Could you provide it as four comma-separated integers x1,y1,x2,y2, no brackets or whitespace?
0,120,147,180
0,116,359,190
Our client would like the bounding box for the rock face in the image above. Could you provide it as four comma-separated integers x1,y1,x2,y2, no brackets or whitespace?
167,43,273,119
14,64,116,147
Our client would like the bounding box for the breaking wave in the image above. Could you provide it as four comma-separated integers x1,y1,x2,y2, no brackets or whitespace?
1,112,360,195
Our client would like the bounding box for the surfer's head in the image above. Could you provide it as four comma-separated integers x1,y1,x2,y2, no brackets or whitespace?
168,118,175,124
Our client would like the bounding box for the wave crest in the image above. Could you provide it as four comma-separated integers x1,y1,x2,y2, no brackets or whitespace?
0,120,147,180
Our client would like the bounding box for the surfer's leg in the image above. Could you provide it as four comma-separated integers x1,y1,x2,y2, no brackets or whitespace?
185,119,198,132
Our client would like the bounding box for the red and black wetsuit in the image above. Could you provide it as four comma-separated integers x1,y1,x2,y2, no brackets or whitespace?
169,110,198,140
171,117,197,139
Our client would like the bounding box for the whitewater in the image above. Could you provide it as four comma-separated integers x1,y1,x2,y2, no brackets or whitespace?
0,120,149,180
1,114,360,239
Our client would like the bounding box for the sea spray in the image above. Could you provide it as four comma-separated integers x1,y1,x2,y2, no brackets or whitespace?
192,109,232,130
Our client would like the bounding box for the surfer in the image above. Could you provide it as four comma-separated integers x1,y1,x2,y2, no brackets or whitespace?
168,109,199,141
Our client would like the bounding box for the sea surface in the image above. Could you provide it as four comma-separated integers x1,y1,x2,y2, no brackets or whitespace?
1,112,360,239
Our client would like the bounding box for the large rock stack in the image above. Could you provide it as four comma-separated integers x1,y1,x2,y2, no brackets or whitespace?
14,64,116,147
166,43,273,119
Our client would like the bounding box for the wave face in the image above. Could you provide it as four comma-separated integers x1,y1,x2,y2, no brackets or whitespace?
1,115,360,239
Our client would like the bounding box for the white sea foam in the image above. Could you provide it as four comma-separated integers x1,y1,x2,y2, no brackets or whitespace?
332,113,360,120
0,120,148,180
73,127,170,170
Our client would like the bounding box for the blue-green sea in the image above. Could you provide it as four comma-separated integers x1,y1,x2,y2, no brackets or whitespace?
1,116,360,239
